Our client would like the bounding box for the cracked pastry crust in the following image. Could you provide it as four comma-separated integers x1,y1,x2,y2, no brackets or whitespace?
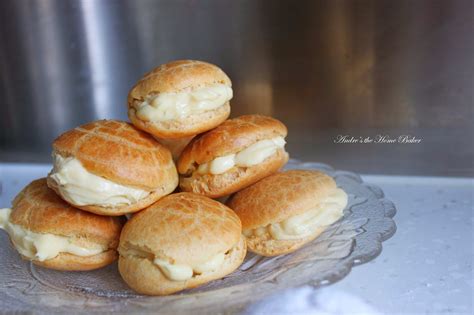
47,120,178,215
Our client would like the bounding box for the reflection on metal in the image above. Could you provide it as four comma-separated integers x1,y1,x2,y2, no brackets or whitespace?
80,1,111,119
238,81,273,116
0,0,472,174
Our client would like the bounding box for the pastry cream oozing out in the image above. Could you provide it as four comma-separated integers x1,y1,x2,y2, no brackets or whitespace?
153,252,226,281
196,137,286,175
134,83,233,122
49,154,149,207
0,208,104,261
243,188,348,240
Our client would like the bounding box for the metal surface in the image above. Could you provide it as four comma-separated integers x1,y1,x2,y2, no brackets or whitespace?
0,0,473,176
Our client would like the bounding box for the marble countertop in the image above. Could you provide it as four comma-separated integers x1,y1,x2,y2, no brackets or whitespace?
0,163,472,314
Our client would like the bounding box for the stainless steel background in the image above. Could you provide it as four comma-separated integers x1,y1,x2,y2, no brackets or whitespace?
0,0,472,176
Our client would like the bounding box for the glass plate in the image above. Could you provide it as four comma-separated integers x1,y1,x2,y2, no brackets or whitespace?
0,160,396,313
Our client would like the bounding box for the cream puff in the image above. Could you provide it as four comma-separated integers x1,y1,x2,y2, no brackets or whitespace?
178,115,289,198
127,60,232,140
118,192,246,295
0,179,124,271
47,120,178,216
227,170,348,256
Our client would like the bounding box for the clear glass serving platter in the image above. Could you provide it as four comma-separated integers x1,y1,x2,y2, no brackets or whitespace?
0,160,396,313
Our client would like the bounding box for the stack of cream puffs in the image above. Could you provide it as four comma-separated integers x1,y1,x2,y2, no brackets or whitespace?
0,59,348,296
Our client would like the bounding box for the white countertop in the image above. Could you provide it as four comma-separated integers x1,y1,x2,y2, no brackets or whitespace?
332,175,473,314
0,164,472,314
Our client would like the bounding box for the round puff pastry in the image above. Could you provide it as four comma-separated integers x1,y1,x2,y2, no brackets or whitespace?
178,115,289,198
127,60,232,139
47,120,178,216
227,170,348,256
0,179,124,271
118,192,246,295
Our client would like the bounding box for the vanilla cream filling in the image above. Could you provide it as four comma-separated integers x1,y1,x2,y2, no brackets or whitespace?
0,208,104,261
153,252,226,281
135,83,233,122
49,154,150,207
243,188,348,240
197,137,286,175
